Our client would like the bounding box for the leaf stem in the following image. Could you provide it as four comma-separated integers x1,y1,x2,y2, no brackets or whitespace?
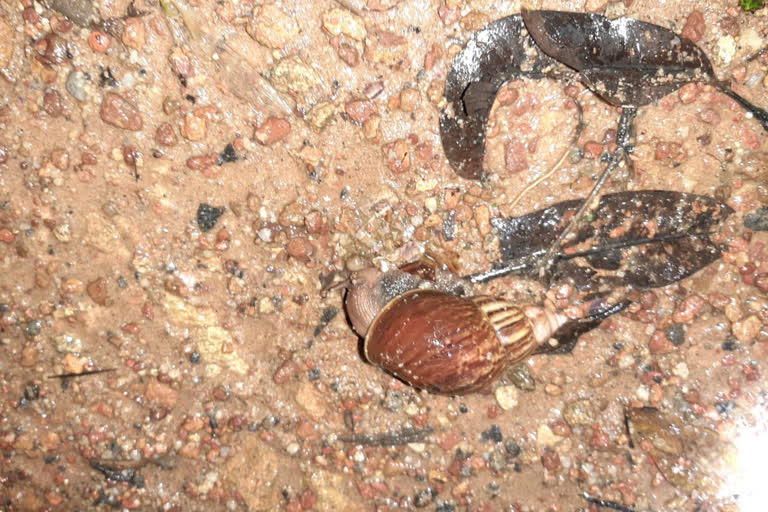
720,86,768,131
536,106,637,282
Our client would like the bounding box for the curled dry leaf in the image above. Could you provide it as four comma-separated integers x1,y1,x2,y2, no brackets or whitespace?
439,15,573,181
441,11,768,181
520,9,716,107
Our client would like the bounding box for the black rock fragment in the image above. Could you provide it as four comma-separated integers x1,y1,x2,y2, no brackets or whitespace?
481,425,503,443
218,143,238,165
197,203,225,232
745,207,768,231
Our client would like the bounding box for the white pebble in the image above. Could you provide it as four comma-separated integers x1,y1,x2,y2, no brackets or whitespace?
494,385,519,411
286,442,300,455
672,362,689,379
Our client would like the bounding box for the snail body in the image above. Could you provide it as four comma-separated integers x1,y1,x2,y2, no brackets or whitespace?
345,267,567,395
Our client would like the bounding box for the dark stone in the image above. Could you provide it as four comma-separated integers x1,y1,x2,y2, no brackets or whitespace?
413,488,435,508
24,383,40,401
313,306,339,336
99,66,118,87
715,400,736,415
722,339,739,351
24,320,42,338
197,203,225,232
665,323,686,346
505,440,521,457
189,351,201,364
481,425,503,443
745,207,768,231
218,143,238,165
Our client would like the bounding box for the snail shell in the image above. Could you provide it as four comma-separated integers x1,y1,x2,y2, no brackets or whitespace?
344,266,568,395
364,289,538,394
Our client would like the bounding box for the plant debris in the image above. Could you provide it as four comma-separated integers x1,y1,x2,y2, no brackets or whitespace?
442,11,768,180
521,9,716,107
339,426,433,446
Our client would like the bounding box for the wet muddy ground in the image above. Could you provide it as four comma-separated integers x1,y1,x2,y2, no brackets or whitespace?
0,0,767,511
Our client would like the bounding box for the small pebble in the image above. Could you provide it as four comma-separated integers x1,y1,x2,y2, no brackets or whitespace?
563,399,596,427
65,70,89,101
744,207,768,231
253,117,290,145
481,425,503,443
413,488,435,508
494,385,518,411
100,93,142,131
506,364,536,391
54,334,82,353
285,237,314,262
122,17,146,50
182,113,207,141
247,4,300,49
540,449,561,471
732,315,762,342
24,383,40,401
24,320,41,338
218,143,238,165
505,440,521,457
664,323,686,346
197,203,225,232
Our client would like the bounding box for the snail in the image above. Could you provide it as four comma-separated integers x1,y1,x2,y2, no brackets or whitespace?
344,262,568,395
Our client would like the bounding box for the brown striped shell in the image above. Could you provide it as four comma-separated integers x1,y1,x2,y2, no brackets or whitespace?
363,289,537,395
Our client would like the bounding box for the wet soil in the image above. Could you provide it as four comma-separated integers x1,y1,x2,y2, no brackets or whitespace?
0,0,766,511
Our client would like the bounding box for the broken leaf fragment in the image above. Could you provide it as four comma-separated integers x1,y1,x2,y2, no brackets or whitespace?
741,0,764,11
626,407,733,495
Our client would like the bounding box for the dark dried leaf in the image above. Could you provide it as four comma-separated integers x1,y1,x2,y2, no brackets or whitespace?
492,190,732,294
521,10,716,106
439,15,573,180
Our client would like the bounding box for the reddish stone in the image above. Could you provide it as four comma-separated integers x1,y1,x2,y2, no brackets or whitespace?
504,139,528,173
681,11,706,43
100,93,142,131
253,117,291,145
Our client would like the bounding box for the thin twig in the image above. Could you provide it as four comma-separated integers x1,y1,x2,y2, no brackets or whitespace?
581,493,636,512
537,106,637,282
339,426,433,446
47,368,116,379
468,260,534,284
746,45,768,63
507,97,585,212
